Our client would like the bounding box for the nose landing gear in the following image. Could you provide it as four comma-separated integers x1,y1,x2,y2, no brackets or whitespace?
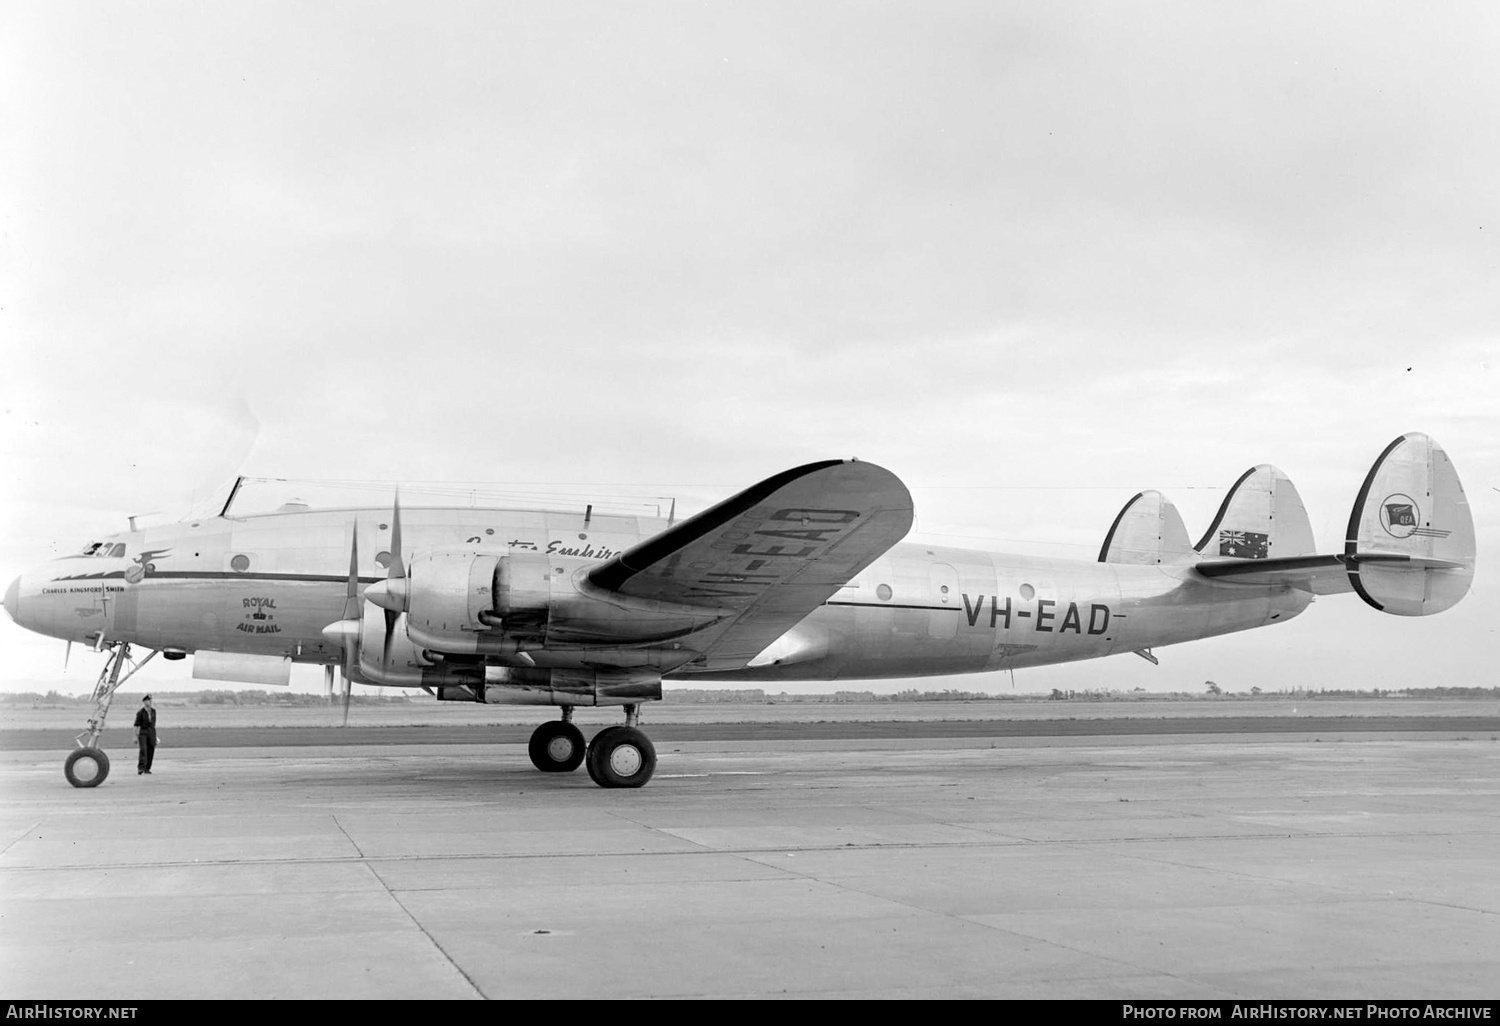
65,641,160,788
64,747,110,788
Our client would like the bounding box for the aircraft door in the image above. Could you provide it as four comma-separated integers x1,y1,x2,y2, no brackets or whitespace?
97,547,131,639
928,563,960,639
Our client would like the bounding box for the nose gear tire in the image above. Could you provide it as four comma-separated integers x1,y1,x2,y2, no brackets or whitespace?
65,747,110,788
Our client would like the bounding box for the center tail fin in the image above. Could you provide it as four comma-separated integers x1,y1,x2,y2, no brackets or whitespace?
1194,464,1317,560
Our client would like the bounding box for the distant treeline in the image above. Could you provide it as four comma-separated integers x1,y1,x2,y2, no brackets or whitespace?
4,689,415,707
5,685,1498,707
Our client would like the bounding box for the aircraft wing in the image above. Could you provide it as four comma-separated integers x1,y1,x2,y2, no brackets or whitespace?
1195,553,1466,596
588,460,913,670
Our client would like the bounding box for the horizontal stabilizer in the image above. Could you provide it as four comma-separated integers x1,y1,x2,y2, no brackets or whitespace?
1099,491,1195,564
1196,552,1465,596
1195,465,1317,561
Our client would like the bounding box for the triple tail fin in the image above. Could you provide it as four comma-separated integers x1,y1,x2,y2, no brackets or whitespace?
1194,434,1474,617
1194,465,1317,560
1344,432,1474,615
1099,491,1196,564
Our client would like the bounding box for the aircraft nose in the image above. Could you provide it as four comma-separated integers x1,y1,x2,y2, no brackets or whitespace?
2,575,18,622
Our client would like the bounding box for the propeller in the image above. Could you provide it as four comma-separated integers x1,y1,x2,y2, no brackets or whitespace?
341,522,360,726
324,661,350,728
320,521,364,727
324,494,408,722
383,490,404,667
362,490,409,671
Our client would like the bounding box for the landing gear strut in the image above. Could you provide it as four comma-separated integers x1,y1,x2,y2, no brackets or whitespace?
585,703,657,789
66,641,160,788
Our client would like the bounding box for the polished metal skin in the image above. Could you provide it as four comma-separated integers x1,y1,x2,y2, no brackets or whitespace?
4,435,1475,788
1,504,1313,682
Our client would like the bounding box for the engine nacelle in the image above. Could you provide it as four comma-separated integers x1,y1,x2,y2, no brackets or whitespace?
398,551,589,652
356,601,445,686
405,551,500,634
491,553,568,636
397,550,727,656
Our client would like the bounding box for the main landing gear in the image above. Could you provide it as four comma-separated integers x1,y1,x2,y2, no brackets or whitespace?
526,704,657,789
527,709,586,773
66,641,160,788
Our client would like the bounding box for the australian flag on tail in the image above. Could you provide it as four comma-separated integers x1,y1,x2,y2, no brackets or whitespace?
1385,502,1417,527
1219,530,1269,559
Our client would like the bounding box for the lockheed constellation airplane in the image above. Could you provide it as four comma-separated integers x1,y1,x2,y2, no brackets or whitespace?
2,432,1475,789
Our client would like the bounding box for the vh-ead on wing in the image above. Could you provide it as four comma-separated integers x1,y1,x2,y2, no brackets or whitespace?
588,459,913,670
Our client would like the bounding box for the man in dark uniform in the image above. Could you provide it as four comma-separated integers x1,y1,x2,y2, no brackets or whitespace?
134,695,157,774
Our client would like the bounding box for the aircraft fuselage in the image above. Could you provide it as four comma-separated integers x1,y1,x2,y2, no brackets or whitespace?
6,504,1310,683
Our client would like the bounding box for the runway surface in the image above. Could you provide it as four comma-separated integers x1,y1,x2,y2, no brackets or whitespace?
6,708,1500,751
2,720,1499,999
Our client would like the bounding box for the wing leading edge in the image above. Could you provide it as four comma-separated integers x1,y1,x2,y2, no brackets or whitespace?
588,459,914,670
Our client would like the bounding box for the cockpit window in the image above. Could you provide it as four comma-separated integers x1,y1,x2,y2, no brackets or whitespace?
79,542,125,557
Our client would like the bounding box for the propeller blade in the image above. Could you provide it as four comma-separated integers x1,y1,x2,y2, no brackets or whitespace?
340,525,361,726
383,607,399,667
323,663,334,700
378,491,405,670
341,624,358,707
388,489,405,581
343,521,361,621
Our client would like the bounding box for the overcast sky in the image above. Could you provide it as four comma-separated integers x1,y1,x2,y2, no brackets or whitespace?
2,1,1496,696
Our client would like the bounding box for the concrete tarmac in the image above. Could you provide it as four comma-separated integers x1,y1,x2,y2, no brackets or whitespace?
2,727,1499,999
